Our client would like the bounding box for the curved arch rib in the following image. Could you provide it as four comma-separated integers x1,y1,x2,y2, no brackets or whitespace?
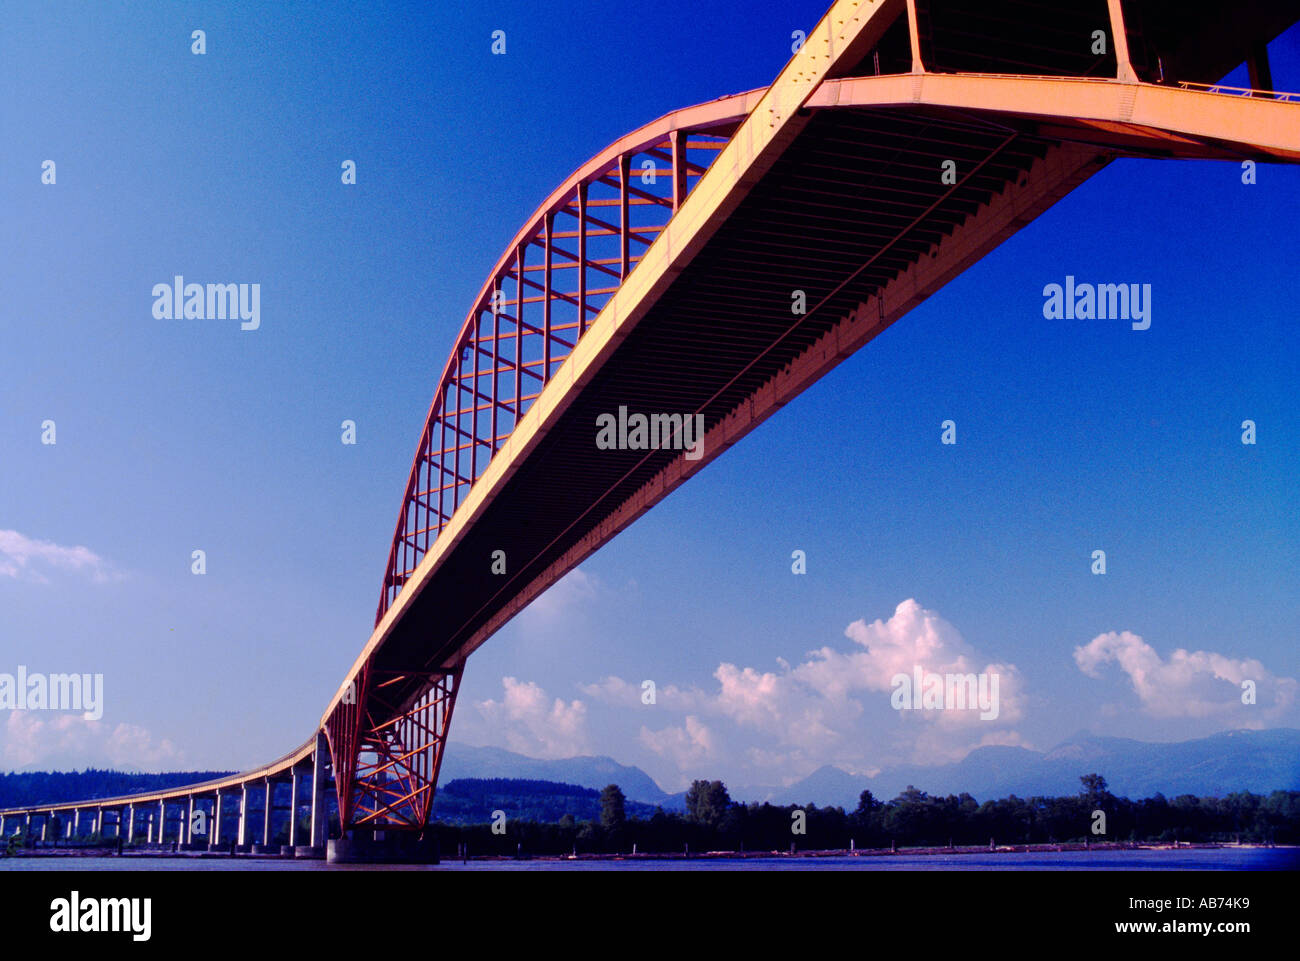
374,91,765,625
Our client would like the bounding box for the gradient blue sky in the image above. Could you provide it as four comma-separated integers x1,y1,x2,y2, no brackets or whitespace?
1,1,1296,792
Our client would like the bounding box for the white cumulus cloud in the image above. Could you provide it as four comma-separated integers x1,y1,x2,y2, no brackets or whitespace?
473,676,591,758
639,715,716,769
2,710,182,770
0,530,120,584
1074,630,1297,722
590,599,1027,781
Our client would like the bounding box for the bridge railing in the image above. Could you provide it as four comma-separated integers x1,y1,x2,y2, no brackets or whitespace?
1176,80,1300,102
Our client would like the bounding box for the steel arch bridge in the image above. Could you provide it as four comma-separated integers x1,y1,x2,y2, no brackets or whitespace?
4,0,1298,856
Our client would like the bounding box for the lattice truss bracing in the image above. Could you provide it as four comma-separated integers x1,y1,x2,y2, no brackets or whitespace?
375,126,736,624
325,666,462,831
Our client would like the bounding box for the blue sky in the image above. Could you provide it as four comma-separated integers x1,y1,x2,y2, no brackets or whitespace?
1,1,1296,793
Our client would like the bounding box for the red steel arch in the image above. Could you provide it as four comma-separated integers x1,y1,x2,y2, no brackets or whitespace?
374,91,764,625
329,0,1300,835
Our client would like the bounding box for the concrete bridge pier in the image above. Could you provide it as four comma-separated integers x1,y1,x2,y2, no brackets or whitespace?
283,745,326,859
209,792,225,850
250,778,277,854
308,732,329,851
236,783,252,851
249,778,276,854
287,767,301,849
328,830,439,864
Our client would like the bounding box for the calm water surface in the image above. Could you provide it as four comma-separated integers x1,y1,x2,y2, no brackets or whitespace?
2,848,1295,871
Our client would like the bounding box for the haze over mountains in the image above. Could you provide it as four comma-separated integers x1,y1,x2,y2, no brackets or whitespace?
444,728,1300,809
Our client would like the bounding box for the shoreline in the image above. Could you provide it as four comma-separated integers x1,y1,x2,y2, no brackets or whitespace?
4,840,1291,862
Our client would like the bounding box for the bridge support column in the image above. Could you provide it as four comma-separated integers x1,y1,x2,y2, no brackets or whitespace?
211,793,223,847
263,780,274,846
310,731,329,848
1247,43,1273,94
1106,0,1137,82
158,800,167,844
238,784,249,848
288,769,301,847
905,0,923,73
125,805,135,844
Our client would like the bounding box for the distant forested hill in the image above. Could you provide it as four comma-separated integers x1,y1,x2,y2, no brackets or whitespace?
0,770,235,808
431,778,659,824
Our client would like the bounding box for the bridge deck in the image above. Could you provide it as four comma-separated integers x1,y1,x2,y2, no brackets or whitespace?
6,0,1298,831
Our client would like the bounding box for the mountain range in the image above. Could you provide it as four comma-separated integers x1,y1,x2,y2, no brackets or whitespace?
439,743,680,806
444,728,1300,809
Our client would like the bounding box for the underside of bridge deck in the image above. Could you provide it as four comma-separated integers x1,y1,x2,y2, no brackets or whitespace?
319,0,1299,834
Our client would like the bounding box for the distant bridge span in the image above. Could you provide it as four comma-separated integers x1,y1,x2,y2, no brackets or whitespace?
5,0,1298,855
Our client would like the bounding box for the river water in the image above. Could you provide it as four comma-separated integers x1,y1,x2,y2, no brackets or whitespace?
2,847,1294,871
